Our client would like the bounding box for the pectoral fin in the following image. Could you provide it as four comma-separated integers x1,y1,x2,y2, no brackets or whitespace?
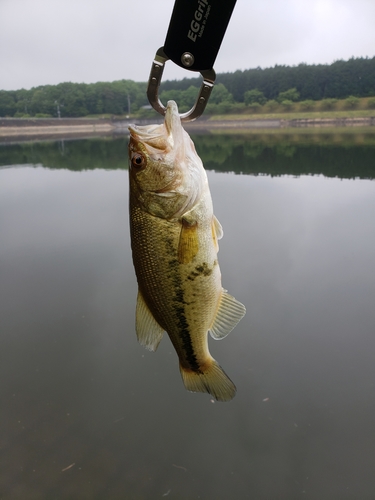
213,215,223,240
212,215,223,252
209,290,246,340
178,218,199,264
135,290,165,351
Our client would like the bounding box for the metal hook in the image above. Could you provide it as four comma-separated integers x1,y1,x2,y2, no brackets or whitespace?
146,47,216,122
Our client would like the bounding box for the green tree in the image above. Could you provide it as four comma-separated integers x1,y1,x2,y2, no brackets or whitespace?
247,102,261,112
321,98,338,110
210,83,233,104
264,100,278,111
281,99,294,110
179,86,200,110
277,88,300,103
29,87,55,116
299,100,316,110
0,91,17,116
344,95,360,109
244,89,266,105
15,88,33,115
159,89,186,111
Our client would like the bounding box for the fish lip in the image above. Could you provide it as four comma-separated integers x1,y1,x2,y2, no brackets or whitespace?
165,100,184,140
128,124,138,136
128,101,183,152
150,191,177,198
128,123,162,141
128,101,179,138
164,100,179,131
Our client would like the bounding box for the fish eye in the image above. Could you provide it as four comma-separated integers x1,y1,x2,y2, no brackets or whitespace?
131,153,146,169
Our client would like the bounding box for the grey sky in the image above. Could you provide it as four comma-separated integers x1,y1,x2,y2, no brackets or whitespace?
1,0,374,91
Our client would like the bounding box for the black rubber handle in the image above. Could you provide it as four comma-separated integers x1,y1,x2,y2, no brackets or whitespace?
163,0,237,72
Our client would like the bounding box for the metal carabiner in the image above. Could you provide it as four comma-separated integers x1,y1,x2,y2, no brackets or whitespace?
147,47,216,122
145,0,236,121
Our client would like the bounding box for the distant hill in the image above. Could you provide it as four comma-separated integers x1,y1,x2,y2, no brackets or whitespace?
161,56,375,102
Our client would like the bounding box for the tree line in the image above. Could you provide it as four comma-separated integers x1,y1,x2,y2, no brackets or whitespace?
163,56,375,101
0,80,148,118
1,56,374,118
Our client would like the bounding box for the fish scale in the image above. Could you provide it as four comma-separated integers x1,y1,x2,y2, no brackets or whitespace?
128,100,246,401
130,200,217,367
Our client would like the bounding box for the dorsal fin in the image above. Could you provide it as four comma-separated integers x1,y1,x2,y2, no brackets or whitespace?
136,290,165,351
209,290,246,340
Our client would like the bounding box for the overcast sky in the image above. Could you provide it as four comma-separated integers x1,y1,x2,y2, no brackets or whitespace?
1,0,375,91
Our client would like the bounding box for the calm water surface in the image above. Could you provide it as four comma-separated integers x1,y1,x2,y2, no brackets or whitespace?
1,133,375,499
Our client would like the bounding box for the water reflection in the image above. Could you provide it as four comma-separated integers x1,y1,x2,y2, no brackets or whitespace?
1,135,375,498
1,130,375,179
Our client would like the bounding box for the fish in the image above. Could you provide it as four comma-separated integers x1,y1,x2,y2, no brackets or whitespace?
128,100,246,401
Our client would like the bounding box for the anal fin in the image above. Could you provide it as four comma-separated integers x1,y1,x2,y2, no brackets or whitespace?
209,289,246,340
135,290,164,351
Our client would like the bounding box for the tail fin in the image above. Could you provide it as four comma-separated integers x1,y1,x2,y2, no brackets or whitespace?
179,359,236,402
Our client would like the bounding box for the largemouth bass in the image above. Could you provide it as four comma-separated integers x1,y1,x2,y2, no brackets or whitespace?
128,101,245,401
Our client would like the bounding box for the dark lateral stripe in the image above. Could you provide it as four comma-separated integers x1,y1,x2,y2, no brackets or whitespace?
166,235,202,372
175,306,201,373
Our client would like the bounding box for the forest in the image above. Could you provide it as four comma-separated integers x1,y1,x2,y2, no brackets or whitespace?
1,56,374,118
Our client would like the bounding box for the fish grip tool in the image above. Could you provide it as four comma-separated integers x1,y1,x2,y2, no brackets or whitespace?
147,0,237,122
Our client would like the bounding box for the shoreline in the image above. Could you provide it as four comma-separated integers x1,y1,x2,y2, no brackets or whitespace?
1,115,375,141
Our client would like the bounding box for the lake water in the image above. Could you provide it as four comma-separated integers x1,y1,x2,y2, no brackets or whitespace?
1,132,375,499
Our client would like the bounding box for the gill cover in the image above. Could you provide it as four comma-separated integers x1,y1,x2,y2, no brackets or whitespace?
128,101,206,219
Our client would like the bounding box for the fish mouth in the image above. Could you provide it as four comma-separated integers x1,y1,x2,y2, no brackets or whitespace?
128,122,167,152
129,101,183,152
164,100,179,133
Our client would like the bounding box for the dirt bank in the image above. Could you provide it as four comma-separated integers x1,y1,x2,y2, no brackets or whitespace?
0,118,114,140
1,115,375,141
